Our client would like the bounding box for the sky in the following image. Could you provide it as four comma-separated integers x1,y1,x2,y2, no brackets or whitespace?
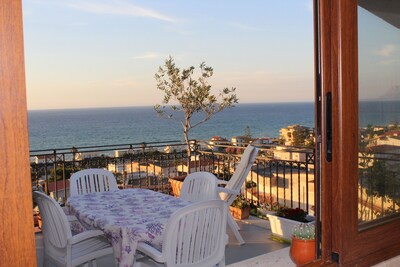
358,7,400,101
23,0,315,110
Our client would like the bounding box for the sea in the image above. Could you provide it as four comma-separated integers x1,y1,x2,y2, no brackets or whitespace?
28,101,400,151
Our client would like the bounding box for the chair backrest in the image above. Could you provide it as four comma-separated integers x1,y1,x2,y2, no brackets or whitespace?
162,200,227,267
180,172,218,202
220,144,258,204
69,169,118,196
33,191,72,255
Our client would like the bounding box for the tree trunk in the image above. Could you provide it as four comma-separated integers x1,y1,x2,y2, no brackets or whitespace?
183,127,191,174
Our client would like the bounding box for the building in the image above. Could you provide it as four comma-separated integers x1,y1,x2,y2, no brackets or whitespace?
176,158,215,174
164,144,186,153
253,137,274,145
114,149,140,157
231,136,252,147
33,155,55,164
208,136,228,152
107,162,135,173
74,151,100,161
374,131,400,147
279,124,311,146
273,146,308,162
108,160,178,178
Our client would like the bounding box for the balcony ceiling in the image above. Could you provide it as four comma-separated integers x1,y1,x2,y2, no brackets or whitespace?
359,0,400,29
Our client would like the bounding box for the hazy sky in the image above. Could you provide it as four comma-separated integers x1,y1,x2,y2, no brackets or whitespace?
23,0,314,110
358,7,400,101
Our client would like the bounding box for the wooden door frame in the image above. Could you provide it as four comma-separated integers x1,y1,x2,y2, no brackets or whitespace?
3,0,400,266
319,0,400,266
0,0,37,266
315,0,335,264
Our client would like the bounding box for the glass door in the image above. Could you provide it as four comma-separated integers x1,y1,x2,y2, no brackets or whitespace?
317,0,400,265
357,1,400,228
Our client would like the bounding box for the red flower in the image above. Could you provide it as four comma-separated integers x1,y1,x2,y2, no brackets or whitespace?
275,207,308,222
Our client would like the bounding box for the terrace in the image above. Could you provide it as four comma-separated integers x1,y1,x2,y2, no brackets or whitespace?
30,140,314,266
3,1,400,266
30,140,399,266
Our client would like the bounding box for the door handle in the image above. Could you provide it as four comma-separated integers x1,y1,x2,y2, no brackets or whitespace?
326,92,332,162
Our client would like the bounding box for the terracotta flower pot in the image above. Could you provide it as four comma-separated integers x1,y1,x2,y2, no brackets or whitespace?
289,237,316,266
168,176,186,197
229,206,250,220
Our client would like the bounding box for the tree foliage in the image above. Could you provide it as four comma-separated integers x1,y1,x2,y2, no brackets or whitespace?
154,56,238,155
292,127,309,146
361,159,400,214
243,125,253,143
358,125,400,217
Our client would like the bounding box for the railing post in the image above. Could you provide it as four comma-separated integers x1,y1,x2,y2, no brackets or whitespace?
290,162,293,208
53,149,58,201
297,162,301,209
255,159,260,207
269,161,273,207
283,161,286,207
62,153,66,203
122,156,126,188
44,156,48,195
275,160,279,208
306,152,309,212
71,146,77,173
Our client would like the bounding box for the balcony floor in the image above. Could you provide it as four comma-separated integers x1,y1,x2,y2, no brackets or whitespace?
35,216,293,266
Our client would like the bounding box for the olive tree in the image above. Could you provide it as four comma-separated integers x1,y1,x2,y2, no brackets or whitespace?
154,56,238,156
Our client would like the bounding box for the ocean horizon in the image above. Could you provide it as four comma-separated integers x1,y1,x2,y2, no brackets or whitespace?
28,101,400,151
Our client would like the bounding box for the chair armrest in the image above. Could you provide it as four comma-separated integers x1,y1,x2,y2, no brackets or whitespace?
217,187,239,195
68,230,105,245
137,242,165,263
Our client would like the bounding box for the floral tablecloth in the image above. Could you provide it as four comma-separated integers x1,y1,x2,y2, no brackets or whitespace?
66,188,189,267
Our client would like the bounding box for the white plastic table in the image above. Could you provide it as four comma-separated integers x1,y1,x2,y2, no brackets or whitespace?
66,188,189,267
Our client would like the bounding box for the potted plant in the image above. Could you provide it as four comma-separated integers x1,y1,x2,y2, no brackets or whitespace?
290,223,316,266
230,196,250,220
266,206,314,242
246,180,257,189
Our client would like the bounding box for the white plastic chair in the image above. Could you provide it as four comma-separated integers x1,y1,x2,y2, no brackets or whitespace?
180,171,219,202
69,168,118,196
33,191,113,267
217,144,258,245
135,199,228,267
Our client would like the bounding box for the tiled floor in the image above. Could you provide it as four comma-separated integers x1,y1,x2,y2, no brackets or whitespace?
35,216,290,267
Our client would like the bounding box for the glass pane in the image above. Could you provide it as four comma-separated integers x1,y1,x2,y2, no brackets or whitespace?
358,2,400,226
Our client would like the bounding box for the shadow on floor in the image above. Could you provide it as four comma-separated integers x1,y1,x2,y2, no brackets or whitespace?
36,216,289,266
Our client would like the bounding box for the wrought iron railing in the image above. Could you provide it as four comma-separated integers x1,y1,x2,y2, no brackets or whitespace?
30,140,315,215
358,151,400,224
